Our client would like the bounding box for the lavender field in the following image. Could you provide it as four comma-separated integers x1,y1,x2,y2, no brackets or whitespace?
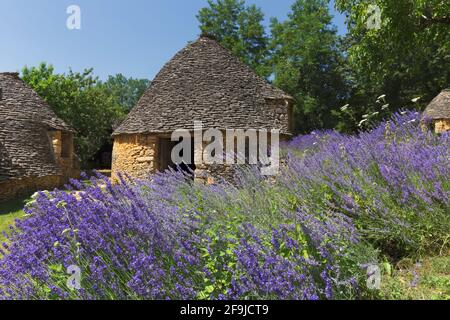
0,111,448,300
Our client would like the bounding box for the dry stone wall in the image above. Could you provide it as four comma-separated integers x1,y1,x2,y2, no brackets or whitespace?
48,130,80,183
194,131,290,184
112,134,159,182
112,131,290,184
0,175,60,203
434,119,450,133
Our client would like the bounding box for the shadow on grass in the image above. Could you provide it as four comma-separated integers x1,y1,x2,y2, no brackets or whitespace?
0,196,30,216
0,195,31,242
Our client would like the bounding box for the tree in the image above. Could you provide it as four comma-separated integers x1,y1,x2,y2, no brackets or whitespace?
270,0,348,133
21,63,125,165
334,0,450,112
101,74,150,112
197,0,270,77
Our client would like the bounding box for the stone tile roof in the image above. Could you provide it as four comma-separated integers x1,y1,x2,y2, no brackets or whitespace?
0,72,70,181
0,120,60,182
0,73,72,131
113,36,293,136
422,89,450,120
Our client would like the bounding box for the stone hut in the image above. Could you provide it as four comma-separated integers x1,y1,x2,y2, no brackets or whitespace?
0,72,80,202
112,36,293,182
422,89,450,133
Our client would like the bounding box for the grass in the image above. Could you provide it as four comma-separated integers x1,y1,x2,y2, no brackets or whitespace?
381,255,450,300
0,196,29,243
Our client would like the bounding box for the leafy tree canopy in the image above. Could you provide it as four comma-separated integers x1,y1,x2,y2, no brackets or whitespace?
335,0,450,109
197,0,270,77
270,0,348,133
21,63,127,165
101,74,150,112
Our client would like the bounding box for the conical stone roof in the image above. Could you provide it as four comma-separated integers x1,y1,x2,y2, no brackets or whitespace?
0,72,71,181
422,89,450,120
113,36,293,136
0,73,72,131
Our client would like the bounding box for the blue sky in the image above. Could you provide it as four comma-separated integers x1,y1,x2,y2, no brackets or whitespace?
0,0,347,80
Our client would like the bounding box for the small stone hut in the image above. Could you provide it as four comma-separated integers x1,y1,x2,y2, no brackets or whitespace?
422,89,450,133
112,36,293,182
0,72,80,202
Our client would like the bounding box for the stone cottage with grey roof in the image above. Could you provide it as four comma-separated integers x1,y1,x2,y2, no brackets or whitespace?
0,72,80,202
112,36,293,182
421,89,450,133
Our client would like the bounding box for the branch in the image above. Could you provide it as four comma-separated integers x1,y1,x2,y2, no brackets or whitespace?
419,15,450,28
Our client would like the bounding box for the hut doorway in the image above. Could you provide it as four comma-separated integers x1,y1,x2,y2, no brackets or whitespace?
91,140,113,170
159,137,196,175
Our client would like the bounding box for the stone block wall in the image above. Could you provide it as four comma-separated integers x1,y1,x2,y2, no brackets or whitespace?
0,175,61,203
195,163,240,185
48,130,80,182
0,130,80,203
194,131,290,185
111,131,290,185
50,130,63,160
111,134,159,182
434,119,450,133
265,98,294,134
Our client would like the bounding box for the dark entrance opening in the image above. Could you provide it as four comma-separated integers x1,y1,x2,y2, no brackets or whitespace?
159,137,196,176
91,140,113,170
90,126,114,171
